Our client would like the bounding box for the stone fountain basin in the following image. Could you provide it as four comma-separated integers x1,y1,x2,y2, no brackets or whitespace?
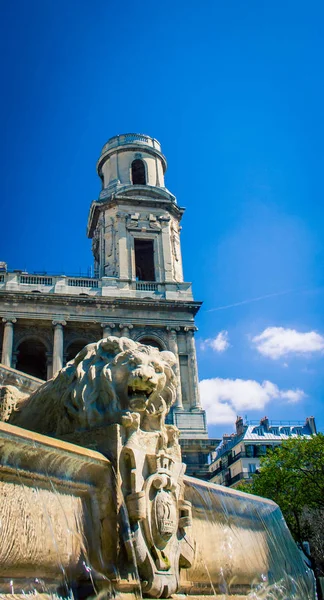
0,422,315,599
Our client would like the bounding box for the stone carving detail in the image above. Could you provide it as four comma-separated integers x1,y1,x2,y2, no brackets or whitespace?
122,431,194,597
125,212,163,232
104,216,117,277
92,224,100,266
92,212,106,276
2,337,195,598
6,337,177,436
0,385,27,422
121,403,194,597
171,220,182,281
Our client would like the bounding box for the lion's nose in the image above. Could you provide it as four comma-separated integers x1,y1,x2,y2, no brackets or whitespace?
134,368,154,382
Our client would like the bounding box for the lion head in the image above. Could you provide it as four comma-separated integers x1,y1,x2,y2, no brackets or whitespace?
8,337,177,437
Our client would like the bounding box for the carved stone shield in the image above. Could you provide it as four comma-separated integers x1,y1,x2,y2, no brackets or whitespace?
153,489,177,547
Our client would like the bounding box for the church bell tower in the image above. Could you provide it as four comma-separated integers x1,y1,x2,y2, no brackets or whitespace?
87,134,208,457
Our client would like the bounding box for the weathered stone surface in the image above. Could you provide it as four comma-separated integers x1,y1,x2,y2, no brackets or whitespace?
6,337,177,436
0,421,115,593
0,339,316,599
0,364,43,393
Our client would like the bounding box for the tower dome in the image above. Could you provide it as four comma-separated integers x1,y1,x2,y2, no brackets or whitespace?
97,133,171,199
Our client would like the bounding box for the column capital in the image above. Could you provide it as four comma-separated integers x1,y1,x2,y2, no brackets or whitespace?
166,326,180,333
2,317,17,325
101,322,116,329
52,320,67,328
119,323,134,330
184,326,198,333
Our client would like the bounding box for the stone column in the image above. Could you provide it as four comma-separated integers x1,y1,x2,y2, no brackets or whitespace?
2,318,16,368
184,327,201,409
1,318,17,367
52,320,66,375
46,352,53,380
167,327,183,409
101,323,116,338
119,324,134,338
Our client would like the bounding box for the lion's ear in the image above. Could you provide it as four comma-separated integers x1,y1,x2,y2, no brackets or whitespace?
160,351,177,367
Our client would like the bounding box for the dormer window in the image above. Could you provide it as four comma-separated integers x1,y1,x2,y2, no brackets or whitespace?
280,427,290,436
292,427,302,436
131,159,146,185
270,427,279,436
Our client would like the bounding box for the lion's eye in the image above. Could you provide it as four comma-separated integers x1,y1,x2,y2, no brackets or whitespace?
154,365,163,373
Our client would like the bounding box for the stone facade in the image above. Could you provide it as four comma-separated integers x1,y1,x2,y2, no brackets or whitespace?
0,133,216,469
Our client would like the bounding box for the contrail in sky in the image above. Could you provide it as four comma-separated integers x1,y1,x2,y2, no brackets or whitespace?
206,289,296,312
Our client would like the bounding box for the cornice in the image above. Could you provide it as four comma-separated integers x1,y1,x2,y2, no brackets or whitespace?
87,193,184,237
0,290,202,314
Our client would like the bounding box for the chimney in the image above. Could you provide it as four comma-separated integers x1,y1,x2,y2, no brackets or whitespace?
235,416,244,436
305,416,317,434
260,416,269,432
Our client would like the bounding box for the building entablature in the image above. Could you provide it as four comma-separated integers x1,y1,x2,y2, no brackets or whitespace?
98,185,176,203
87,193,183,239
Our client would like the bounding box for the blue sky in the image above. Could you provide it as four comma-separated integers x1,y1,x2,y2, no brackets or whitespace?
1,1,324,436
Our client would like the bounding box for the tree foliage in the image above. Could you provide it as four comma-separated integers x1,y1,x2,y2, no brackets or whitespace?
237,434,324,576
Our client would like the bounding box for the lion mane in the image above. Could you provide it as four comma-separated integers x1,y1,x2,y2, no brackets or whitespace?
7,336,177,437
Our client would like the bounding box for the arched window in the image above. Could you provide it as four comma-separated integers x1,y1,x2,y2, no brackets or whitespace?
16,339,47,380
138,337,162,351
66,340,89,364
131,159,146,185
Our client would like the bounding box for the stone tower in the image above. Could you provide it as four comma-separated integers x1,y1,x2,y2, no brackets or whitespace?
87,133,207,441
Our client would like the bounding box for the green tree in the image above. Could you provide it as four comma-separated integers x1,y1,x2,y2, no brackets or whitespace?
237,434,324,577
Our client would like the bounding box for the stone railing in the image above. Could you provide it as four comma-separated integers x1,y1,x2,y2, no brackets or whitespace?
135,281,159,292
0,363,44,393
101,133,161,154
67,278,99,288
0,273,193,301
19,275,53,286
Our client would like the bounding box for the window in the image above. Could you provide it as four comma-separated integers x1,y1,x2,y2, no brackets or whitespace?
138,337,162,350
270,427,279,436
131,159,146,185
252,427,263,436
292,427,302,436
134,239,155,281
257,445,268,456
280,427,290,436
248,464,257,474
245,445,255,458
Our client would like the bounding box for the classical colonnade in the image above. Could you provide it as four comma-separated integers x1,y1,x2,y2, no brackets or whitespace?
1,318,201,410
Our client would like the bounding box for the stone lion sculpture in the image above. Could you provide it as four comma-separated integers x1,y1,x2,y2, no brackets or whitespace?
6,336,177,437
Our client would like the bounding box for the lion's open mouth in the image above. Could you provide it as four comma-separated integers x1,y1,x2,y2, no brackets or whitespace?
127,385,154,410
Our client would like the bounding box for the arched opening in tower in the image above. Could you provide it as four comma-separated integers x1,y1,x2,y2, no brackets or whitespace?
15,339,47,380
131,159,146,185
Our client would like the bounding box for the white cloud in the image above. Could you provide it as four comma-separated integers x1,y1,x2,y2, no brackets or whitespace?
200,330,230,353
199,377,306,424
252,327,324,360
280,389,306,403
